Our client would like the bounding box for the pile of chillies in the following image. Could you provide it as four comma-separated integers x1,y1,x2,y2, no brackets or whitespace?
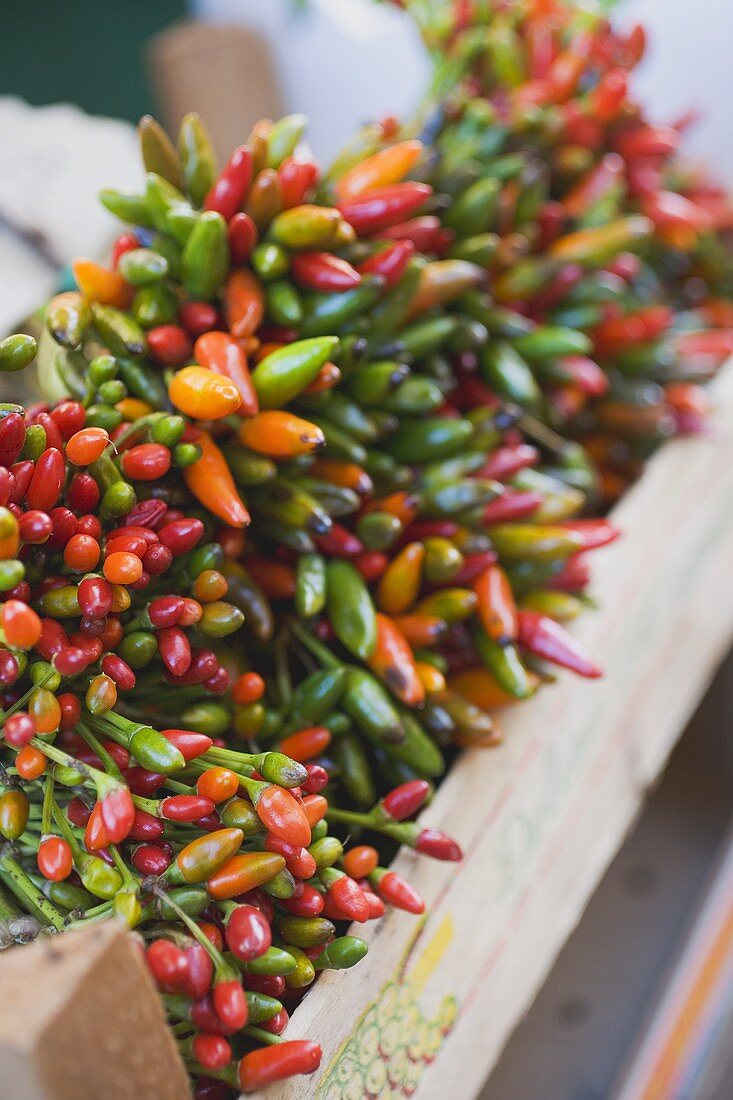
379,0,733,501
35,107,620,790
0,339,464,1096
0,0,729,1092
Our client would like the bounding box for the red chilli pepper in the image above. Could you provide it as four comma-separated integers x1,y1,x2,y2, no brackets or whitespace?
558,520,620,551
225,904,272,961
213,978,247,1031
228,212,258,264
204,146,253,221
371,868,425,914
291,252,362,291
160,728,213,761
237,1041,321,1092
381,780,430,821
26,449,65,511
0,413,27,466
161,795,215,822
415,828,462,861
156,627,192,677
381,215,452,253
517,610,602,677
337,183,432,235
278,158,319,208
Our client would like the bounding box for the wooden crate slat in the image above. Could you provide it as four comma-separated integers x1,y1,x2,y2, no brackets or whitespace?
256,358,733,1100
0,922,189,1100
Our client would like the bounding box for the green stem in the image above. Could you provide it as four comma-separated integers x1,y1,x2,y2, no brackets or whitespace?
66,901,114,927
1,666,56,723
0,852,65,930
29,738,105,793
77,725,124,781
0,882,21,922
41,773,54,836
109,845,138,889
110,412,161,451
288,619,341,669
50,801,85,862
152,885,225,972
324,806,374,827
243,1025,283,1046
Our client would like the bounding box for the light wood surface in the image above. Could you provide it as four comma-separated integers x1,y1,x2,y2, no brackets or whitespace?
0,922,189,1099
255,356,733,1100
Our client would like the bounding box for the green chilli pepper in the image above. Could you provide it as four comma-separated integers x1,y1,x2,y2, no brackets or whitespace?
251,337,339,408
473,625,533,699
181,211,230,300
295,553,327,618
326,561,376,661
178,111,217,205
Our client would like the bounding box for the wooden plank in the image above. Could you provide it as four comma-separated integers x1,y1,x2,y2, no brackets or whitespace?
257,357,733,1100
0,921,189,1100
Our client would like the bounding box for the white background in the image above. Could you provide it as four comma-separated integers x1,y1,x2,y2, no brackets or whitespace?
194,0,733,183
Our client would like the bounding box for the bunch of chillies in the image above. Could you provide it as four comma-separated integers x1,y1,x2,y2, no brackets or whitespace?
0,357,467,1097
39,109,618,774
373,0,733,501
8,7,727,1084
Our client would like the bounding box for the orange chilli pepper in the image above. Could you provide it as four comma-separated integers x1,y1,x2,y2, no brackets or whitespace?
254,341,285,363
245,168,283,227
368,613,425,707
232,671,265,706
304,361,341,394
447,668,539,710
341,845,379,879
2,600,42,649
277,727,331,763
335,140,423,200
115,397,154,420
196,767,241,804
238,411,324,458
72,258,133,308
242,557,296,600
392,613,447,648
376,541,425,615
301,794,328,828
65,427,110,466
415,661,446,695
362,491,418,526
309,458,372,495
473,564,518,643
0,509,20,560
184,431,250,528
168,366,241,420
15,744,47,780
254,785,311,847
194,331,258,417
28,689,61,733
224,268,265,340
206,852,286,901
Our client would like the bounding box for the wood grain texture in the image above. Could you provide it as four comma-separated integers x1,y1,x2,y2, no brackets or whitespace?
0,922,189,1100
254,357,733,1100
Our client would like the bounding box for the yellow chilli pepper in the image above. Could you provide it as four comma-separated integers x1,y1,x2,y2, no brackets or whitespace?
168,366,242,420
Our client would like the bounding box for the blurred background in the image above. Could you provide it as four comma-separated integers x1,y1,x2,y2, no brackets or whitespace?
1,0,731,334
1,4,732,1097
1,0,732,320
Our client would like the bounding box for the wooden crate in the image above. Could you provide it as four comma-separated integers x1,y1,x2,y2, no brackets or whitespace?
257,357,733,1100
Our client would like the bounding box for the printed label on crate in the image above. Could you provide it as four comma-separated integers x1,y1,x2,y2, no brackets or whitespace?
318,916,459,1098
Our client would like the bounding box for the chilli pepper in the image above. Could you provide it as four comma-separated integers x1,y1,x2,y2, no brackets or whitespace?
184,431,249,528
